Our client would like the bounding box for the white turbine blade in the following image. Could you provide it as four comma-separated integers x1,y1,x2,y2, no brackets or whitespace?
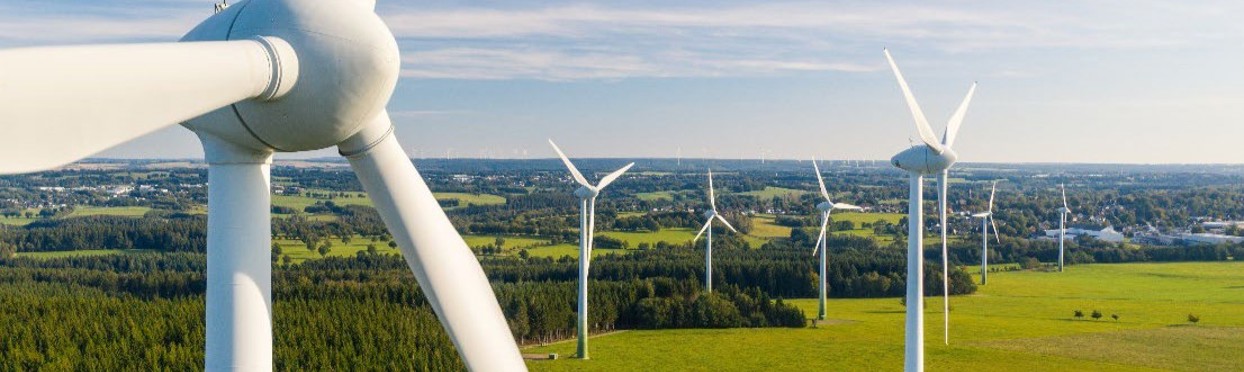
883,49,944,153
815,212,830,253
988,181,997,213
596,162,635,189
715,214,739,233
990,215,1001,244
0,40,286,174
812,158,832,203
1061,184,1069,210
941,82,977,148
548,139,591,187
343,114,524,371
833,203,863,211
693,219,713,242
708,169,717,210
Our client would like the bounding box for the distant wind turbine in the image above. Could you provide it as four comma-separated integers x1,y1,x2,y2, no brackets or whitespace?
1058,184,1071,272
885,48,977,369
971,182,1001,284
693,170,737,293
549,139,634,360
811,159,862,321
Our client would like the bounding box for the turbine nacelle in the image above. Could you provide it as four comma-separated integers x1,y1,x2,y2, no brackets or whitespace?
891,145,958,175
971,212,991,218
704,209,718,219
816,201,833,212
181,0,400,152
574,186,599,199
1058,207,1072,214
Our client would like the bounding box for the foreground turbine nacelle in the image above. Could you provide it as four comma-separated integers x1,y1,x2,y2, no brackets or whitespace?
180,0,400,152
703,209,717,219
891,146,958,175
573,186,599,199
816,201,833,212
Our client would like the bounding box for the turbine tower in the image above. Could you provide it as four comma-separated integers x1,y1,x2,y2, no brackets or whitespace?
548,140,634,360
885,48,977,371
971,182,1001,285
0,0,524,370
811,159,862,321
693,170,737,293
1058,184,1071,272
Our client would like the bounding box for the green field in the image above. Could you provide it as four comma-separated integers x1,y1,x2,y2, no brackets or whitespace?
635,191,677,202
526,261,1244,371
598,228,697,246
69,206,152,217
273,238,403,263
737,186,808,199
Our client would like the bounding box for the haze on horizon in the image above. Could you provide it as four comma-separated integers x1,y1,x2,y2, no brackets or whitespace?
3,0,1242,164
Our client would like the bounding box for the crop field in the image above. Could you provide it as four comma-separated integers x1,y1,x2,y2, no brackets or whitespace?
525,261,1244,371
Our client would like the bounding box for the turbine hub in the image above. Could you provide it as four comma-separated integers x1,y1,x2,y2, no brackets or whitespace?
574,186,598,199
816,202,832,212
891,145,958,175
180,0,399,152
704,210,717,219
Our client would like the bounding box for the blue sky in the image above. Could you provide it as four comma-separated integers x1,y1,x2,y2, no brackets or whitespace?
3,0,1243,163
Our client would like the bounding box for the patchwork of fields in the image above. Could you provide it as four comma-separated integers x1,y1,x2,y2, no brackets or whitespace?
525,262,1244,371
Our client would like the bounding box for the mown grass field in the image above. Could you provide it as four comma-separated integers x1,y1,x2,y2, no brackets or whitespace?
68,206,152,217
13,249,146,259
525,261,1244,371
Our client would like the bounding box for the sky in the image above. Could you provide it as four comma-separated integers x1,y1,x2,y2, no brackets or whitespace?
3,0,1243,164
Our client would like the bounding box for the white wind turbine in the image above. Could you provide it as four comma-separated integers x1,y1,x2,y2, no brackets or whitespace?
0,0,523,370
692,170,738,293
1058,184,1071,272
810,159,862,321
548,140,634,360
971,182,1001,285
885,48,977,371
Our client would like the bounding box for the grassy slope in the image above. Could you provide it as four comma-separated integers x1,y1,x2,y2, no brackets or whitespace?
526,261,1244,371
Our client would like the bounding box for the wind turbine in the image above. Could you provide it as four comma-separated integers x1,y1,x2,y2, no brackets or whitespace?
884,48,977,371
971,182,1001,285
1058,184,1071,272
548,140,634,360
0,0,524,370
692,170,737,293
810,159,861,321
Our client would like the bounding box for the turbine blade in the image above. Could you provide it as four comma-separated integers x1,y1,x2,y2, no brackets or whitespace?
342,114,524,371
548,139,591,187
988,181,997,213
815,212,830,253
715,214,739,233
991,216,1001,244
596,162,635,189
708,169,717,211
693,219,712,242
1061,184,1069,210
812,157,832,203
883,49,944,153
942,82,977,148
0,40,285,174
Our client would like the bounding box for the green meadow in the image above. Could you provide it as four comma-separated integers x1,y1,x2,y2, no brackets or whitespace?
525,261,1244,371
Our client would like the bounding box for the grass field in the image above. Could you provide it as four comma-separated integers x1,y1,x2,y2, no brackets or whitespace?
526,261,1244,371
737,186,808,199
635,191,677,201
273,238,403,263
69,206,152,217
523,243,639,259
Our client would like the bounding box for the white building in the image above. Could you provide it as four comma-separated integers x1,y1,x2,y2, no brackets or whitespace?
1043,225,1125,243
